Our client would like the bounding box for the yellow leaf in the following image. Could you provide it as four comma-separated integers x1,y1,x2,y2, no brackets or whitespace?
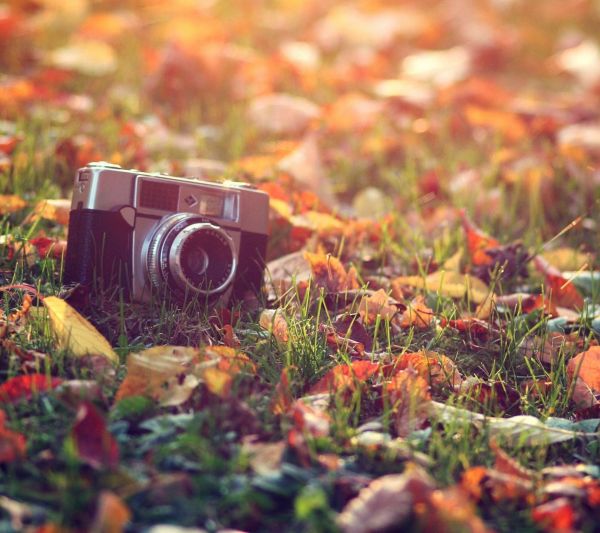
393,271,491,304
202,367,233,398
540,247,592,272
43,296,118,363
0,195,27,215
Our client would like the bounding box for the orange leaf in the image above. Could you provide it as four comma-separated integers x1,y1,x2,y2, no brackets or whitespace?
534,255,584,310
385,368,431,437
0,194,26,215
464,105,528,142
567,346,600,394
392,351,462,389
309,361,380,395
459,209,500,266
90,491,131,533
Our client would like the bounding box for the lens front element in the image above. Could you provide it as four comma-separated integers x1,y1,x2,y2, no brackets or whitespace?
146,213,237,299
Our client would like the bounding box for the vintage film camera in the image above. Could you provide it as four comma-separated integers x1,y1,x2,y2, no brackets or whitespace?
64,162,269,304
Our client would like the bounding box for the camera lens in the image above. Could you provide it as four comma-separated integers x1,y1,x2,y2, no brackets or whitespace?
146,213,237,299
175,226,235,293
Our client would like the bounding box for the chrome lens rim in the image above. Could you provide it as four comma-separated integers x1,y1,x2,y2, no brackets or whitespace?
169,223,237,295
146,213,237,297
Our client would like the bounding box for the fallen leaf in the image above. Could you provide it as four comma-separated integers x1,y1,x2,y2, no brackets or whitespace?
541,247,592,272
531,497,576,532
48,39,118,76
259,309,289,344
401,46,471,87
25,199,71,226
242,439,285,476
398,296,434,330
90,491,131,533
392,351,463,390
338,467,434,533
338,474,413,532
305,251,359,293
0,410,26,463
71,402,119,469
271,366,295,415
0,374,63,404
430,402,595,446
43,297,118,363
386,368,431,437
0,195,26,215
247,92,320,136
357,289,398,325
393,270,491,304
460,210,500,267
309,361,380,395
533,255,584,310
567,346,600,395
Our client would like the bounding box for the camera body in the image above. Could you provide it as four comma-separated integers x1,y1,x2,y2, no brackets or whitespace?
64,162,269,304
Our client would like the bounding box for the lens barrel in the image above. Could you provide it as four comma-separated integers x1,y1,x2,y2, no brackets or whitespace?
146,213,237,298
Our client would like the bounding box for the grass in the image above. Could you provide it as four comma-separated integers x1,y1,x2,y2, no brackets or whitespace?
2,1,600,531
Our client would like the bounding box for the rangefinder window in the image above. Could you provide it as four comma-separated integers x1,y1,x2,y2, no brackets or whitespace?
199,194,224,217
140,180,179,211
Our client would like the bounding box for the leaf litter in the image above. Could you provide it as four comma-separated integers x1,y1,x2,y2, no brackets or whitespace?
1,0,600,531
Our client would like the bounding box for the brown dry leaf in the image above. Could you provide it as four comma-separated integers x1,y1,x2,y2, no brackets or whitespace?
115,346,198,402
0,195,27,215
386,368,431,437
398,295,434,330
247,93,320,136
259,309,289,344
337,474,413,533
394,351,463,390
393,270,491,305
43,297,118,363
357,289,397,325
304,251,359,293
242,439,285,476
337,466,434,533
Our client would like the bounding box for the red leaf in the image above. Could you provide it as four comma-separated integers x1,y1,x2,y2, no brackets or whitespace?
71,402,119,469
0,410,26,463
532,498,575,532
0,374,62,404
